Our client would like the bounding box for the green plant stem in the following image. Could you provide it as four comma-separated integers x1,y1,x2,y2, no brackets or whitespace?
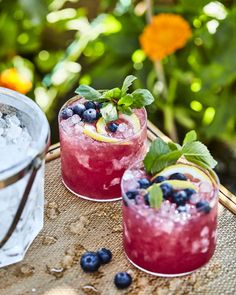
145,0,178,141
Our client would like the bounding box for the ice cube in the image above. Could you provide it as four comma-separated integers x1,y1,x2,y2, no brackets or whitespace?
0,136,6,147
66,114,81,127
117,123,127,133
6,125,22,139
0,127,3,136
199,182,212,194
0,118,6,128
5,114,21,126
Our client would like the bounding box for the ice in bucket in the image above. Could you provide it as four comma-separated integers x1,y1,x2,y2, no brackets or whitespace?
0,88,49,267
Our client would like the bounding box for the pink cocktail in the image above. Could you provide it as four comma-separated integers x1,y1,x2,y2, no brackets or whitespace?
59,96,147,201
121,162,219,276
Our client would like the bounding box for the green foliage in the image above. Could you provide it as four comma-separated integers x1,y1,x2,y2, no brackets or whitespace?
0,0,235,145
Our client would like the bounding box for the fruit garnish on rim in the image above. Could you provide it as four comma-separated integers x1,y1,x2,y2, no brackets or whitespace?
60,75,153,142
123,130,218,212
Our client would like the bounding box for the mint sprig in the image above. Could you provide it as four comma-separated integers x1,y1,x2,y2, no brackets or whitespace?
75,75,154,122
144,130,217,174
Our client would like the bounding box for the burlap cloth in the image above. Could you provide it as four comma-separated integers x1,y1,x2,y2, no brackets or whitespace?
0,158,235,295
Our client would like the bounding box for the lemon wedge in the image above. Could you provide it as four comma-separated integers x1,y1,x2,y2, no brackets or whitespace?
151,163,212,185
83,124,120,143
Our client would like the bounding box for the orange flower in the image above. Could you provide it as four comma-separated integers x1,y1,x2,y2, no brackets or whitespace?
140,14,192,61
0,68,32,94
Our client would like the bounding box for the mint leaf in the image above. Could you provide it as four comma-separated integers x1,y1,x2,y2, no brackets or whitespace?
151,150,182,174
183,130,197,145
103,87,121,99
182,141,217,169
100,103,118,122
149,184,163,209
75,85,101,100
117,105,132,115
168,142,181,151
131,89,154,108
121,75,137,96
143,138,170,173
118,94,134,107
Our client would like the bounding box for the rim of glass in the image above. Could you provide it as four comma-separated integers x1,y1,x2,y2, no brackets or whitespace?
0,87,50,177
58,95,147,144
121,160,220,219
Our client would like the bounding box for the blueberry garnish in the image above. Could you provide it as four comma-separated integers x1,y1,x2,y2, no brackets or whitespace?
71,103,86,116
177,205,187,213
184,188,196,200
82,108,97,122
80,252,101,272
169,173,187,181
126,190,139,200
138,178,150,189
160,183,173,199
152,175,167,184
84,101,96,109
144,193,150,206
196,200,211,213
172,190,188,206
108,122,119,132
114,272,132,289
97,248,112,264
96,102,103,109
61,108,73,119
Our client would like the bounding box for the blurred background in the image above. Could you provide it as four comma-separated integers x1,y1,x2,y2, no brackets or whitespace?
0,0,236,192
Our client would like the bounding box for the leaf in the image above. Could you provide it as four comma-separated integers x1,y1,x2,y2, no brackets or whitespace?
100,103,118,122
183,130,197,145
118,94,134,106
149,184,163,209
143,138,170,173
182,141,217,169
131,89,154,108
121,75,137,96
168,142,181,151
151,150,182,174
75,85,101,100
117,105,132,115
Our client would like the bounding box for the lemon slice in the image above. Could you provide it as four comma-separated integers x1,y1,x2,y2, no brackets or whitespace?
83,124,120,143
151,164,212,185
96,113,141,135
156,180,197,191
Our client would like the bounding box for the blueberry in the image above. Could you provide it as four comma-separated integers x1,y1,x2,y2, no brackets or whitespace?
126,190,138,200
96,111,102,119
61,108,73,119
84,101,96,109
196,200,211,213
97,248,112,264
172,190,188,206
71,103,86,116
96,102,103,109
80,252,101,272
144,193,150,206
184,188,196,200
108,122,119,132
169,173,187,181
114,272,132,289
152,175,167,184
177,205,187,213
138,178,150,189
82,108,97,122
160,183,173,199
